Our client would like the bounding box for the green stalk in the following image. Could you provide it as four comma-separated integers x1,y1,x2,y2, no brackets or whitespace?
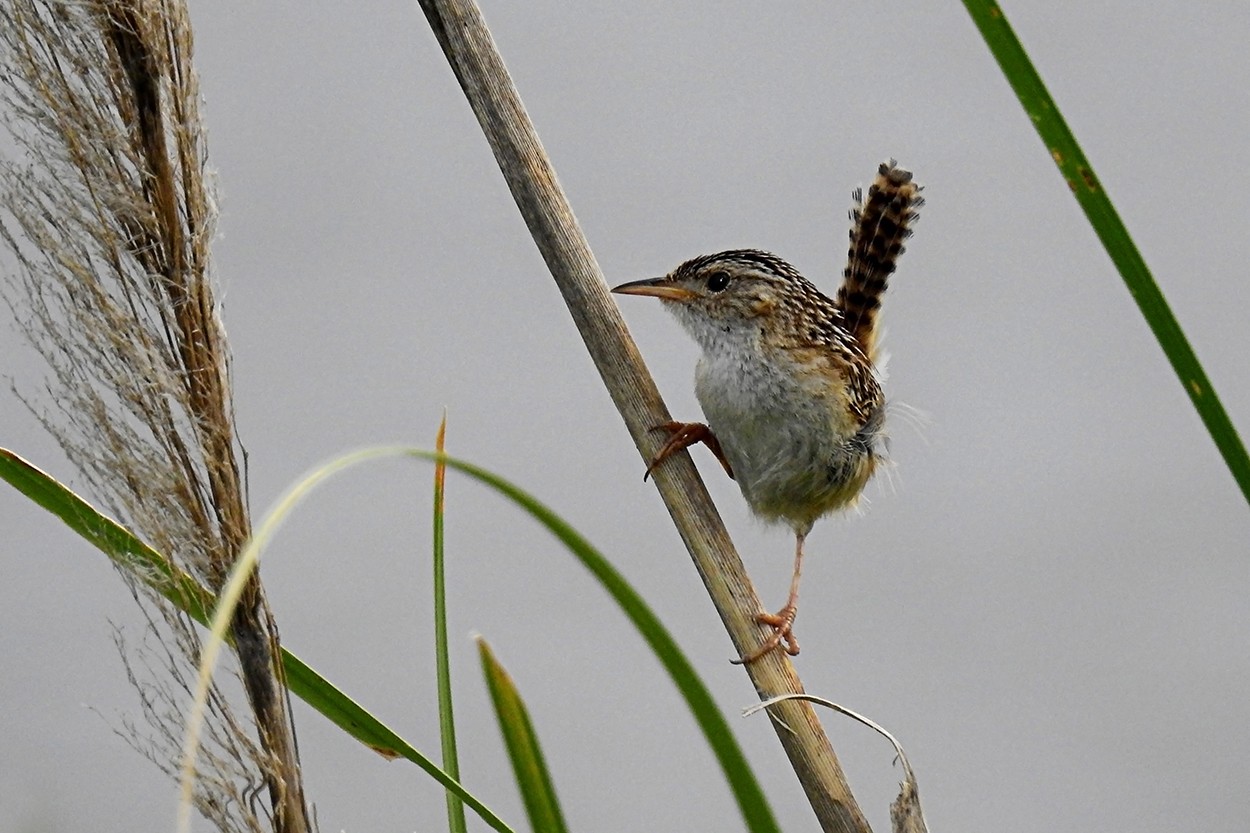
432,416,467,833
963,0,1250,507
478,639,569,833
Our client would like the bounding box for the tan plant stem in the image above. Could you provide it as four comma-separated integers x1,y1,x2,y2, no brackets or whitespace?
415,3,870,831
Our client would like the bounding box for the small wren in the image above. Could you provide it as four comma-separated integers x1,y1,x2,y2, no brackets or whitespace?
612,160,923,664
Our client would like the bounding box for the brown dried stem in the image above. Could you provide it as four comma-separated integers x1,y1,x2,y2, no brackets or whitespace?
415,2,871,831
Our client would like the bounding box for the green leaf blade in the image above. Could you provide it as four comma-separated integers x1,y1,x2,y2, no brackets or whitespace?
5,443,779,832
433,453,783,833
0,447,516,833
478,638,569,833
963,0,1250,507
432,417,468,833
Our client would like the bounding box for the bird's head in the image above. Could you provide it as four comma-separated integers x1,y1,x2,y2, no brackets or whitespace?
612,249,808,346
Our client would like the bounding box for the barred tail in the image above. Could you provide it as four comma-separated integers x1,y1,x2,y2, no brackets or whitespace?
836,159,923,359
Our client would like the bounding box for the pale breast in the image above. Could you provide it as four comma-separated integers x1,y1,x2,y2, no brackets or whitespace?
694,338,882,532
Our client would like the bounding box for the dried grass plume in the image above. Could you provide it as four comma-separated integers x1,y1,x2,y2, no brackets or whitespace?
0,2,310,831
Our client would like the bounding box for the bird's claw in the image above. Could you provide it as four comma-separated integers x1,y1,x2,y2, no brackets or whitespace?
643,421,735,481
731,605,800,665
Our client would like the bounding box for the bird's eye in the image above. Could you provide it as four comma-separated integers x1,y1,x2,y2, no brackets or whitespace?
706,270,730,292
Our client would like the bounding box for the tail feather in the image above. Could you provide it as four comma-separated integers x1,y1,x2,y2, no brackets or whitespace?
836,160,923,358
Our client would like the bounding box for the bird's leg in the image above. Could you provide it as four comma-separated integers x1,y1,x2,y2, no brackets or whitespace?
644,421,735,481
733,531,806,665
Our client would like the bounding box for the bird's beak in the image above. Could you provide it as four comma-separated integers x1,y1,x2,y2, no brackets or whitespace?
610,276,696,302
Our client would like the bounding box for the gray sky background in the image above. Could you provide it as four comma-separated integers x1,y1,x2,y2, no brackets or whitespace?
3,2,1248,832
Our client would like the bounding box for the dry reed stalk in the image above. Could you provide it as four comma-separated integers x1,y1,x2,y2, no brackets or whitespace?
417,2,871,831
0,2,309,831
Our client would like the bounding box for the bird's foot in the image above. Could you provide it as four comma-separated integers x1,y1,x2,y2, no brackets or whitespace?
731,604,800,665
644,421,735,480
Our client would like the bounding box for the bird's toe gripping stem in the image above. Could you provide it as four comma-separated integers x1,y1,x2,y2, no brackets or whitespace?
644,421,735,481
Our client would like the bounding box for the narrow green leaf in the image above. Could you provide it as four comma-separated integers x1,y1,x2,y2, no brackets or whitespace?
0,448,216,623
0,447,516,833
432,416,468,833
477,638,569,833
5,443,779,833
430,453,783,833
963,0,1250,507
